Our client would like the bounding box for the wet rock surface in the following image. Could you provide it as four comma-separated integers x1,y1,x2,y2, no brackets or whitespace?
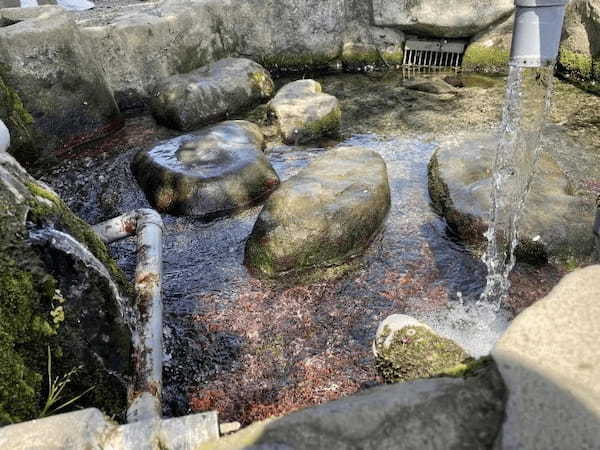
0,151,131,424
372,0,514,38
268,79,341,145
404,78,458,95
131,120,279,218
245,146,390,278
373,314,471,384
206,361,506,450
428,133,595,262
151,58,274,132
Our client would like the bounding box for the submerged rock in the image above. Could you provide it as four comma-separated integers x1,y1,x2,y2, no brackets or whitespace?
493,265,600,449
0,152,131,424
428,135,595,263
244,146,390,278
373,314,472,384
372,0,514,38
151,58,274,131
268,79,341,145
132,120,279,218
404,78,458,95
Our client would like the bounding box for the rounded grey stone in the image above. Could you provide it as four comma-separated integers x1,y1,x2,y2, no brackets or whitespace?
131,120,280,218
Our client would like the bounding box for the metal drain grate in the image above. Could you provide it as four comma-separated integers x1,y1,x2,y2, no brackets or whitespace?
403,40,467,69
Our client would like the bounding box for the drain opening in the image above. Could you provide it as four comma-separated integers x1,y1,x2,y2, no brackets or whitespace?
403,40,467,69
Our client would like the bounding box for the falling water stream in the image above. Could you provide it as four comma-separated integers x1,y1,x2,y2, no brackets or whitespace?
481,65,555,306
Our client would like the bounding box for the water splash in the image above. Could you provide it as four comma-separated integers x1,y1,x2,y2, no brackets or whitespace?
481,65,555,306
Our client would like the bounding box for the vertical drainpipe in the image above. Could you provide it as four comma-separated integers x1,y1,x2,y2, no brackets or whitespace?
510,0,569,67
594,196,600,261
0,119,9,153
92,209,164,423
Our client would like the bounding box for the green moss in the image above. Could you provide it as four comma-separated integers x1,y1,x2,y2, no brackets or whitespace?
257,53,338,75
249,71,274,98
374,325,471,383
25,182,131,297
381,49,404,66
301,106,341,142
342,46,380,70
0,64,37,163
463,45,510,73
558,50,595,80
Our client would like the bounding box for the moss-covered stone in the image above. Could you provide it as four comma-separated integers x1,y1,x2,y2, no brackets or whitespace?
0,154,131,424
0,65,37,163
374,325,471,384
301,105,341,141
557,50,600,95
463,45,510,73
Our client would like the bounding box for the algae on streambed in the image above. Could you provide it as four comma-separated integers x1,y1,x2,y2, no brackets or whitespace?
40,71,599,421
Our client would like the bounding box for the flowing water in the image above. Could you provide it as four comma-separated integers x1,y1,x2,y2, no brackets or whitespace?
481,66,555,306
40,69,599,419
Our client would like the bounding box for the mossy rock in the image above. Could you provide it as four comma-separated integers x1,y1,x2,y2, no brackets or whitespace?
244,146,390,279
463,45,510,73
0,152,132,424
557,50,600,94
267,79,341,145
427,137,594,265
374,324,471,384
0,65,36,163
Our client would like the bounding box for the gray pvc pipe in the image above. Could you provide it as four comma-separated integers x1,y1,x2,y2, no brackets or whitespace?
0,120,9,153
92,209,164,423
510,0,569,67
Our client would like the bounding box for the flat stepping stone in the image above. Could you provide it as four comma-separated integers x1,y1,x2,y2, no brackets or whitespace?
245,146,390,278
151,57,274,131
268,79,341,145
131,120,280,218
428,135,594,263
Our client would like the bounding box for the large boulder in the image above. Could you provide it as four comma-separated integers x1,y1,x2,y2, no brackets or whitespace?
0,151,132,424
244,146,390,278
558,0,600,83
132,121,279,218
492,265,600,449
428,135,595,263
0,9,120,165
151,58,274,131
372,0,514,38
268,79,341,145
373,314,472,384
201,361,506,449
463,14,513,73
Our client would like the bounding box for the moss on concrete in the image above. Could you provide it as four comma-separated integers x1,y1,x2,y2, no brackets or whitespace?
374,325,471,383
463,45,510,73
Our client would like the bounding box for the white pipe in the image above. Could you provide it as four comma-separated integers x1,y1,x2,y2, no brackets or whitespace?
0,119,9,153
92,208,164,423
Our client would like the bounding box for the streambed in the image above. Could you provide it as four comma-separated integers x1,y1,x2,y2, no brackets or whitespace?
40,70,599,422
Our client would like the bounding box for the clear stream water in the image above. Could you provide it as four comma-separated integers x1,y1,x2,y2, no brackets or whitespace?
41,70,594,416
481,66,556,306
